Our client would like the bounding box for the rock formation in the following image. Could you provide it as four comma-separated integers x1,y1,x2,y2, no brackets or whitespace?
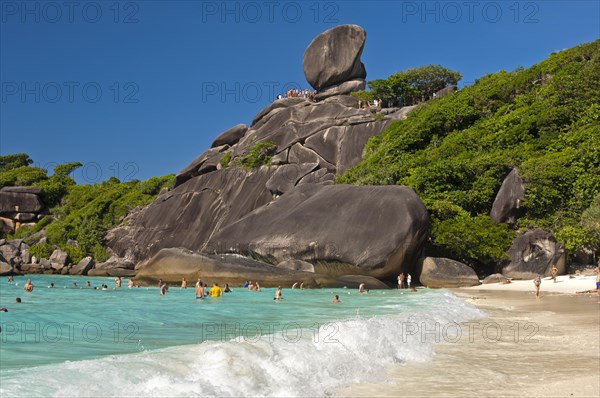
490,169,525,224
501,229,566,279
0,186,47,234
417,257,481,288
104,25,425,286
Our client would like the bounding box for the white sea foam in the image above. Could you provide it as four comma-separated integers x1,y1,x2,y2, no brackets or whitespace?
0,292,483,397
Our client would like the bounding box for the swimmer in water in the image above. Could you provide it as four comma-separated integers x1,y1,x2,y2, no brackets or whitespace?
48,283,54,288
181,278,187,289
358,283,368,294
274,286,282,300
160,283,169,296
115,277,121,288
332,295,341,303
23,279,34,292
209,283,223,297
223,283,232,293
85,281,91,287
128,279,134,289
292,282,298,289
196,282,205,299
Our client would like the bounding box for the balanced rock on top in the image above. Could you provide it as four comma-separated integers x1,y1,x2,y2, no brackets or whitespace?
302,24,367,93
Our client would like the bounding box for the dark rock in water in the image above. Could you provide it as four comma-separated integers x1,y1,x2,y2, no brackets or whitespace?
265,163,318,195
277,259,315,272
0,261,12,276
490,169,525,224
211,124,248,148
482,273,509,284
70,257,94,275
136,248,389,288
314,79,366,101
502,229,566,279
208,184,429,280
417,257,481,288
303,25,367,90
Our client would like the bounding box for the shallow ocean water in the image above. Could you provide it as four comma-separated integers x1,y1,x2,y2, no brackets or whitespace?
0,275,483,397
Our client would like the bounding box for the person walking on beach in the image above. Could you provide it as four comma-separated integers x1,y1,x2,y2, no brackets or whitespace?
533,275,541,298
551,265,558,283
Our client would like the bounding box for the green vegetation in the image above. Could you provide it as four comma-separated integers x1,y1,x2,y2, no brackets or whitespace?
232,141,277,169
1,154,174,262
352,64,462,106
219,151,232,168
341,40,600,268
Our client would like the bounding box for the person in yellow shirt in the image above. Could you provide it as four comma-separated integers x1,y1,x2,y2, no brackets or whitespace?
209,283,223,297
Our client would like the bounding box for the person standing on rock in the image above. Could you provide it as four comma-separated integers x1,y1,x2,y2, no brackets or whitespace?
551,266,558,283
533,275,541,298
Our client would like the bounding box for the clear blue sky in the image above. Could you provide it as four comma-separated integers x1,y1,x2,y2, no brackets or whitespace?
1,0,598,183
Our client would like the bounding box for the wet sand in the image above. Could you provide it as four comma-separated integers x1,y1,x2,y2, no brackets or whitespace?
336,289,599,397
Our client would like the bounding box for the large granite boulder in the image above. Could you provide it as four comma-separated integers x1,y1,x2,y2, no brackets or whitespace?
482,273,510,284
208,184,429,280
49,249,69,269
135,247,389,288
0,261,13,276
502,229,566,279
106,167,276,262
490,169,525,224
417,257,481,288
0,189,44,213
211,124,248,148
69,257,94,275
302,25,367,91
105,26,424,284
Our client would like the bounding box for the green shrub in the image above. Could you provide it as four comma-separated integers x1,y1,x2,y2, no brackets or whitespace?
29,242,55,260
220,151,232,168
242,142,276,169
63,245,86,264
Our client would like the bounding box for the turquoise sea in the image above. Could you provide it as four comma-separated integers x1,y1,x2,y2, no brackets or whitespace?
0,275,482,397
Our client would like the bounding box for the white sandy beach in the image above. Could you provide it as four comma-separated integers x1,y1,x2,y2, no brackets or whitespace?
337,274,600,397
462,274,599,295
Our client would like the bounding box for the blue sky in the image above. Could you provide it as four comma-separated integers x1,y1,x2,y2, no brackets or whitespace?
1,0,598,183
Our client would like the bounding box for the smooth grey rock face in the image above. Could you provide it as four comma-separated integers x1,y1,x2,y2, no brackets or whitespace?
502,229,566,279
49,249,69,268
302,25,367,90
482,273,509,284
265,163,318,195
105,25,425,283
0,261,12,276
490,169,525,224
106,167,276,262
70,256,94,275
277,259,315,272
135,247,389,288
208,184,429,280
0,191,44,213
314,79,366,101
211,124,248,148
417,257,481,288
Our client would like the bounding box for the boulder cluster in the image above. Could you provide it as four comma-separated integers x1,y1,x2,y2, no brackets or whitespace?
0,187,47,234
105,25,429,287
